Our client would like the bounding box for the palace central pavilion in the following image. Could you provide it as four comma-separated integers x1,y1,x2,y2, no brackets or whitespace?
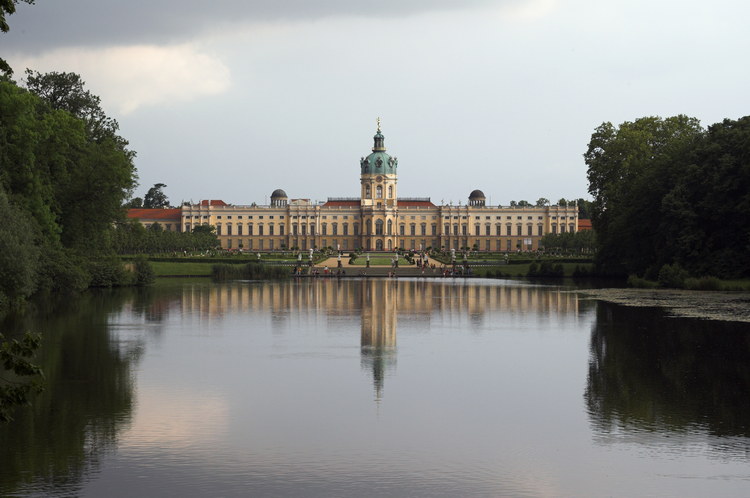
130,125,580,252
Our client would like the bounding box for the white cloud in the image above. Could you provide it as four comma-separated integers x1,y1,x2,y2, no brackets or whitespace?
11,44,231,115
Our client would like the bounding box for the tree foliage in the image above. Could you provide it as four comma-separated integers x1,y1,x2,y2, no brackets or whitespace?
112,221,219,254
143,183,170,208
541,230,596,254
0,73,138,308
584,115,750,278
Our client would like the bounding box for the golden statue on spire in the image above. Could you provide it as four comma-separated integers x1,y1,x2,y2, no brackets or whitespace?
377,117,381,133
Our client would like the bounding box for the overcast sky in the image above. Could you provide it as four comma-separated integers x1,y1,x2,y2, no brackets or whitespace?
4,0,749,206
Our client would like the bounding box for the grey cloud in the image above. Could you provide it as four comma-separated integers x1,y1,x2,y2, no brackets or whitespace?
4,0,506,53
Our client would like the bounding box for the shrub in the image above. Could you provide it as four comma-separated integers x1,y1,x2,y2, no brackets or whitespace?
133,256,155,286
88,258,130,287
658,263,689,288
627,274,658,288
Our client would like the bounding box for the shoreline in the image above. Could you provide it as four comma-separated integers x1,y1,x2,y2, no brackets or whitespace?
577,288,750,323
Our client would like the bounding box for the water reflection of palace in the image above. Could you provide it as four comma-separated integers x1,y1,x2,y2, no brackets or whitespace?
175,279,584,398
177,279,583,321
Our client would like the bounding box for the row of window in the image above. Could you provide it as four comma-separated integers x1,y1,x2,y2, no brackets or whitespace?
222,238,544,252
188,222,576,237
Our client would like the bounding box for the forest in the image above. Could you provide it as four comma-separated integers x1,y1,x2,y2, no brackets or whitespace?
585,115,750,280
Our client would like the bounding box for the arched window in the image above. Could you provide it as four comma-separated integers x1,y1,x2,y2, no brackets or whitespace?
388,186,393,198
376,186,383,199
365,185,371,198
387,219,393,235
375,219,384,235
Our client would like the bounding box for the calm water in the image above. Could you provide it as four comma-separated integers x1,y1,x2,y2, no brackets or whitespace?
1,278,750,497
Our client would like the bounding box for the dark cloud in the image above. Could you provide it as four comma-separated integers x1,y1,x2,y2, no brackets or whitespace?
3,0,504,52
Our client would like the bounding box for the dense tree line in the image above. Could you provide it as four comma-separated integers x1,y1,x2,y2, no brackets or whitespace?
112,221,219,254
585,115,750,279
540,230,596,254
0,72,138,311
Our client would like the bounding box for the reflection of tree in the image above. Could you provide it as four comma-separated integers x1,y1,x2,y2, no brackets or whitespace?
586,302,750,438
360,280,397,400
0,290,139,496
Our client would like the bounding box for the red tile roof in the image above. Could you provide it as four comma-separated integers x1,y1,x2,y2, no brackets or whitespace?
199,200,228,206
398,200,436,207
127,208,182,220
578,219,593,230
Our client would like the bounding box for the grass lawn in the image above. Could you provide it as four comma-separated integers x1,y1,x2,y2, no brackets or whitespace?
151,261,213,276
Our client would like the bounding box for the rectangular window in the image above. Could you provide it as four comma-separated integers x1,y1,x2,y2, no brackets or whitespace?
238,225,243,236
302,225,307,235
269,240,274,250
432,224,437,236
333,224,338,235
538,225,543,236
462,225,467,236
269,225,274,236
259,226,264,236
400,225,405,236
410,225,416,236
248,225,253,235
279,225,284,236
421,224,426,236
486,225,491,236
506,225,512,236
527,226,532,236
343,224,349,235
259,240,264,250
293,225,298,235
216,225,222,236
517,226,522,236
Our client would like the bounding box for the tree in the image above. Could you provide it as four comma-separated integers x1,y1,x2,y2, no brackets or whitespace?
0,0,34,75
517,200,530,207
535,198,549,207
124,197,143,208
584,115,704,276
557,198,568,206
24,70,128,147
143,183,170,208
0,185,40,311
574,198,593,219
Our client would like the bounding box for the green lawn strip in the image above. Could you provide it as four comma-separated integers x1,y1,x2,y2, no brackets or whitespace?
151,261,214,276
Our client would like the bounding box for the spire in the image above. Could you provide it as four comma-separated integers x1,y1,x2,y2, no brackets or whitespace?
373,117,386,152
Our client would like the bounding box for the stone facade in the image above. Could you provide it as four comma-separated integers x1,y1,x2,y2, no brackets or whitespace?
179,126,579,252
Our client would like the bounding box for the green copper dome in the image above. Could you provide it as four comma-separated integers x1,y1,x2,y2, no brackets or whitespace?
360,125,397,175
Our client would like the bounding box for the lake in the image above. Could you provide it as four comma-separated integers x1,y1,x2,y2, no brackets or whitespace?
1,278,749,497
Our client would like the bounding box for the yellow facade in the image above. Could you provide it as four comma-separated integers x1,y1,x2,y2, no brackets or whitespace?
180,127,579,252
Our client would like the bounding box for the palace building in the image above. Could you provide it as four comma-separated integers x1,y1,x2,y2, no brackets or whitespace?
130,124,579,252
